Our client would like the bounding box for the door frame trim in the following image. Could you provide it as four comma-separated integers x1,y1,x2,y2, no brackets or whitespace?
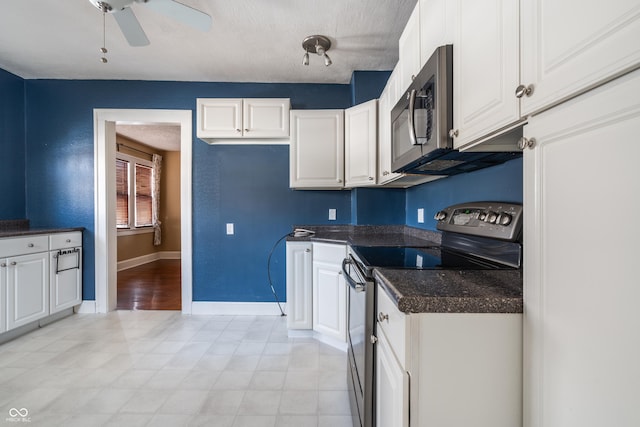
93,109,193,313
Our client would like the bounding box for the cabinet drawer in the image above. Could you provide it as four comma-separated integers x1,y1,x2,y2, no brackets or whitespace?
312,242,346,264
377,284,408,368
0,235,49,258
50,232,82,250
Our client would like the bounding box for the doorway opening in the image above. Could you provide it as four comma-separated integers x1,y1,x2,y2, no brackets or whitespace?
93,109,193,314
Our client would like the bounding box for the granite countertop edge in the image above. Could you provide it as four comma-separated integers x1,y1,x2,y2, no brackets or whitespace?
0,227,86,238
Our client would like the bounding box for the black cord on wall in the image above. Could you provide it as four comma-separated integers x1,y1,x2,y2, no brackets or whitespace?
267,232,294,317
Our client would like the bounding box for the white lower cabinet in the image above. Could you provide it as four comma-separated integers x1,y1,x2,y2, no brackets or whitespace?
376,328,409,427
5,252,49,330
286,241,347,344
375,284,522,427
312,243,347,342
1,231,82,337
285,242,313,330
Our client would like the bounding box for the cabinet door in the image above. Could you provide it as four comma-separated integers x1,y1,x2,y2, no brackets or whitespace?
419,0,454,66
377,74,403,184
0,260,6,333
243,99,290,138
346,99,378,187
6,252,49,330
451,0,521,149
376,329,409,427
398,2,421,96
285,242,313,330
50,248,82,314
290,110,345,189
520,0,640,116
523,70,640,427
196,98,243,138
312,260,347,341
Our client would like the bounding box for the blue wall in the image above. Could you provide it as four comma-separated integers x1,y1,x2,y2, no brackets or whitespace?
4,69,523,304
0,69,26,219
23,79,352,301
406,158,523,230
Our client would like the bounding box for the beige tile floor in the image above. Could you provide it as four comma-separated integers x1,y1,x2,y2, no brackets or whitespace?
0,311,353,427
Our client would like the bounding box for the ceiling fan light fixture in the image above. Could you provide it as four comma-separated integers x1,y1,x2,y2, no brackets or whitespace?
301,35,333,67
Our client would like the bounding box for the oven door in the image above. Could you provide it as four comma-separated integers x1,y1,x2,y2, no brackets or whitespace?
342,255,375,427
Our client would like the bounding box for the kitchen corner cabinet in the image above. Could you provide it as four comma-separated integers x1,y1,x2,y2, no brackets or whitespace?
285,242,313,330
49,232,82,313
451,0,522,149
345,99,378,187
523,70,640,427
375,285,522,427
290,110,345,189
312,243,347,342
520,0,640,117
196,98,290,140
398,2,422,95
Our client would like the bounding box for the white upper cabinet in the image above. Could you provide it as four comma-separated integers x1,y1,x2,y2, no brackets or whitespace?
290,110,345,189
419,0,454,66
345,99,378,187
398,3,422,96
520,0,640,116
377,70,403,185
197,98,290,140
451,0,522,149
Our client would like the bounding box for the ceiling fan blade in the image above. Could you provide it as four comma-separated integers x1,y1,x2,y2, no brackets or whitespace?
145,0,212,32
113,7,150,46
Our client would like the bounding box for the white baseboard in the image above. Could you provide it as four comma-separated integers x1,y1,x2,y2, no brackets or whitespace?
76,300,97,313
191,302,287,316
118,251,182,271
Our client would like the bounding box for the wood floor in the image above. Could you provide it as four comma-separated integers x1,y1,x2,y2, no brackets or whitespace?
117,259,181,310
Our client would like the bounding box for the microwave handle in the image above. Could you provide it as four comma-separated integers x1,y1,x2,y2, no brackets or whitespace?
407,89,419,145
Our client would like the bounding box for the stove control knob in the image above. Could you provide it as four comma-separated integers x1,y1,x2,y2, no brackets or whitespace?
478,211,487,221
434,211,447,221
497,213,512,226
485,211,498,224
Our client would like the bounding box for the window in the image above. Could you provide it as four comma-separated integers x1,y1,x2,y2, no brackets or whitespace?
116,153,155,230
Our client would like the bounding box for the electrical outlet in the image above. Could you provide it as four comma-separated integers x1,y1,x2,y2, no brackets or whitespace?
418,208,424,223
329,209,337,221
226,223,234,235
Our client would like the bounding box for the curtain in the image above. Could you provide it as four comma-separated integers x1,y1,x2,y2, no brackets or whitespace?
152,153,162,246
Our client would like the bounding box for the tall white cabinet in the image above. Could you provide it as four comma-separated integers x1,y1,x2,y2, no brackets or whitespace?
523,70,640,427
285,242,313,330
312,243,347,342
345,99,378,187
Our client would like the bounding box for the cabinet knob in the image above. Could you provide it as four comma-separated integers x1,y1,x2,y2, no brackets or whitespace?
383,171,389,176
305,249,311,253
236,128,241,132
518,137,536,150
368,177,374,181
66,239,71,243
337,179,342,183
28,243,34,247
10,261,17,266
378,312,389,322
515,84,534,98
411,74,415,81
449,129,459,138
0,263,6,268
244,129,249,132
370,335,378,344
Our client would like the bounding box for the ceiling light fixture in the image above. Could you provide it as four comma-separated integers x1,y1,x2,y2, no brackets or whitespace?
302,35,332,67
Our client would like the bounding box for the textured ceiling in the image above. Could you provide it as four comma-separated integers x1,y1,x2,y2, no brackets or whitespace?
0,0,416,84
117,124,181,151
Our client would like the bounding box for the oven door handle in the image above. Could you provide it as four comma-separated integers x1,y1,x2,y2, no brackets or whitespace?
342,258,366,293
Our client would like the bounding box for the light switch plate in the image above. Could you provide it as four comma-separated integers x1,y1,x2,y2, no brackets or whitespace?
226,223,234,235
329,209,337,221
418,208,424,223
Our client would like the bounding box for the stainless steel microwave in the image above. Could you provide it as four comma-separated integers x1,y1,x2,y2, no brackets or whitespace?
391,45,453,174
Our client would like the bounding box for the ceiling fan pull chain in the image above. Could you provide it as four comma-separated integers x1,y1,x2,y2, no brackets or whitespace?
100,11,108,63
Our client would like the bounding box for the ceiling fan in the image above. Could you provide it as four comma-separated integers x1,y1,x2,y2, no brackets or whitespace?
89,0,212,47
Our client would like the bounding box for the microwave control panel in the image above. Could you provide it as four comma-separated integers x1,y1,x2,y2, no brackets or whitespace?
435,202,523,241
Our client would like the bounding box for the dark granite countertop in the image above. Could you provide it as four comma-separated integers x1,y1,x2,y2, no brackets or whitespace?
0,227,85,239
287,225,441,247
288,224,522,315
374,268,523,314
